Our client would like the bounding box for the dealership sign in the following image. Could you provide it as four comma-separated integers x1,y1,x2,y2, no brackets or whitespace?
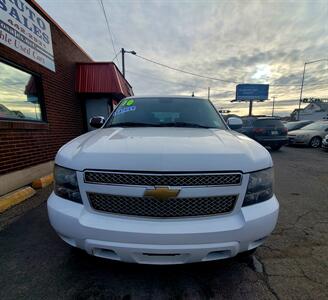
0,0,55,71
236,84,269,101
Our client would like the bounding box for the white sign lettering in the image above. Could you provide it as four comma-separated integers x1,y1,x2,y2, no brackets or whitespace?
0,0,55,71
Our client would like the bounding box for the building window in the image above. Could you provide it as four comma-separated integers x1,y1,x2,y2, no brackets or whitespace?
0,61,44,121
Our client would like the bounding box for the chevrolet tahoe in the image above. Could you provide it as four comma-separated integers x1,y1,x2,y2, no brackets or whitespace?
47,96,279,265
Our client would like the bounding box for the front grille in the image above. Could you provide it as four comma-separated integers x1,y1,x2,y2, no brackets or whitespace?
84,172,242,186
88,192,237,218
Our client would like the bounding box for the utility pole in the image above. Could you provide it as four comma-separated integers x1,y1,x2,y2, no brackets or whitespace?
121,48,137,78
298,63,306,121
208,87,210,100
297,58,328,120
272,96,276,116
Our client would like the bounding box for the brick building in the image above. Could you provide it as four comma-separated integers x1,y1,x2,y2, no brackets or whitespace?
0,0,132,195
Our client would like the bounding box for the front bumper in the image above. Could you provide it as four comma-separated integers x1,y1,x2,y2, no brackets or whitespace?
322,139,328,150
288,136,309,145
255,137,288,146
47,193,279,264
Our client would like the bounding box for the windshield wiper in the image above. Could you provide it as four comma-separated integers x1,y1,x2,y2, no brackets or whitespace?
109,122,161,127
109,122,215,128
158,122,212,128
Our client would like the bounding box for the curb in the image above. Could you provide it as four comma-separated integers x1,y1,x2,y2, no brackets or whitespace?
32,174,54,189
0,186,36,213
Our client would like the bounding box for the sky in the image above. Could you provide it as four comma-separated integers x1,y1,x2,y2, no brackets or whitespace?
36,0,327,116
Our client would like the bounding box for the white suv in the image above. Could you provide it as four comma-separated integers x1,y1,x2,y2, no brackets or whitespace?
47,96,279,265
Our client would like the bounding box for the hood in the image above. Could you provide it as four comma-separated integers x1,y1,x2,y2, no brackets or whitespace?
56,128,272,173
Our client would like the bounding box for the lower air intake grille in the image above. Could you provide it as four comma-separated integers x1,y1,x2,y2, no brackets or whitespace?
88,193,237,218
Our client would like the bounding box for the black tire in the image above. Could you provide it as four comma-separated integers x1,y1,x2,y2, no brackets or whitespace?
270,144,282,151
309,136,322,148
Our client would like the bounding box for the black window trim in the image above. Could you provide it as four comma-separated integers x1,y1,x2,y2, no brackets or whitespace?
0,57,47,123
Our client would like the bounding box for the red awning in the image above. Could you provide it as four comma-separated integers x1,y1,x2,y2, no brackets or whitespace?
75,62,133,97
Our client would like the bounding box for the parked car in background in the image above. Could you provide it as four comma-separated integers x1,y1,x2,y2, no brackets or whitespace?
237,116,257,136
237,117,288,150
288,121,328,148
285,120,313,132
321,134,328,151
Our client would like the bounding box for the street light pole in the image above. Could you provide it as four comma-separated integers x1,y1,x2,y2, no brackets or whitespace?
121,48,137,78
297,58,328,121
121,48,125,78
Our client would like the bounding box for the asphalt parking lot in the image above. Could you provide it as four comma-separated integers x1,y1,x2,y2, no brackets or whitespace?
0,146,327,300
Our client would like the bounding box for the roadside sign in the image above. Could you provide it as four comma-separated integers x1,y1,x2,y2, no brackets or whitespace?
0,0,55,71
236,84,269,101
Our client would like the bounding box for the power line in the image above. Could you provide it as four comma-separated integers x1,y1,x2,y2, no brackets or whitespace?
133,54,240,84
127,70,204,90
127,70,215,97
132,53,327,87
271,82,327,87
127,69,327,103
126,70,233,94
126,69,326,97
99,0,118,62
111,50,121,62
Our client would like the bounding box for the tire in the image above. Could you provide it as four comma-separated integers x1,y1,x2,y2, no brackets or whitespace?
270,144,282,151
309,136,322,148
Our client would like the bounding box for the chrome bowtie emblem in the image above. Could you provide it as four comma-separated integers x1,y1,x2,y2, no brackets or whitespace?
144,187,180,201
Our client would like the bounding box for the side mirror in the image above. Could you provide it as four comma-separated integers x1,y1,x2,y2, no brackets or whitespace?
227,117,243,130
89,116,105,128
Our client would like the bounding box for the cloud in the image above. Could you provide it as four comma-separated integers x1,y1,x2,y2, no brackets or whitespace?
35,0,328,116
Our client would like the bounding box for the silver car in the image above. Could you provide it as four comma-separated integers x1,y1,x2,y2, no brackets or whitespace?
288,121,328,148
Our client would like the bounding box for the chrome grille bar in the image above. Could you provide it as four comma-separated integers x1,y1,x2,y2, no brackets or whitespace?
84,171,242,187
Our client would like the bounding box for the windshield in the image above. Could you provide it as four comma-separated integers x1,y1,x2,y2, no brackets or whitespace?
301,122,328,131
105,97,226,129
286,122,306,130
286,123,298,130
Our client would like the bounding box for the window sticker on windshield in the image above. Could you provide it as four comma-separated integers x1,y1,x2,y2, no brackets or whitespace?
121,99,135,106
126,99,135,106
114,105,136,116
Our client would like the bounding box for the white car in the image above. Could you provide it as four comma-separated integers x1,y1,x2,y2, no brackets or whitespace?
47,96,279,265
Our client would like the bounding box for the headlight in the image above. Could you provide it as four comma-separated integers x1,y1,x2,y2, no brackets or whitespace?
243,168,273,206
296,134,308,139
54,165,82,203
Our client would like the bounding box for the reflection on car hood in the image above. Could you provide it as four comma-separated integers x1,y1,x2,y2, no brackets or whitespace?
56,127,272,173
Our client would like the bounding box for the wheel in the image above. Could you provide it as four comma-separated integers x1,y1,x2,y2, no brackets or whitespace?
270,144,282,151
309,136,322,148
